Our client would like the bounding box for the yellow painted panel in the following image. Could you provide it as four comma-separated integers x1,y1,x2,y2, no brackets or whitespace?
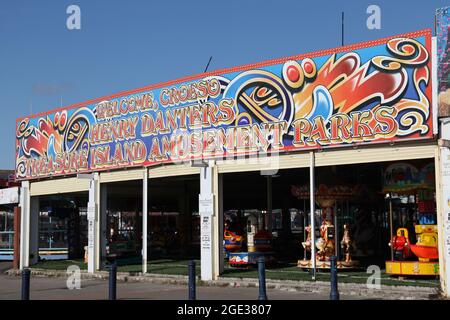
30,177,90,196
148,163,200,179
385,261,439,276
314,143,436,167
99,168,145,183
217,142,436,174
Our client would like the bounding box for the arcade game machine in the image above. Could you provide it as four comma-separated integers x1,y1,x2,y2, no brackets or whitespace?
384,162,439,277
225,209,276,268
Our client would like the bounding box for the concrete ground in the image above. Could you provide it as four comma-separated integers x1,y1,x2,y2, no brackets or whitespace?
0,262,362,300
0,274,354,300
0,261,11,273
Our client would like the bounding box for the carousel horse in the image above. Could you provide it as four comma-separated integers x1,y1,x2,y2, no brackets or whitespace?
316,220,335,261
340,224,353,262
302,225,312,251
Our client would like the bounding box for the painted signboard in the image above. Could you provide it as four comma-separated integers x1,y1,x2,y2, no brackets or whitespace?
437,6,450,116
0,187,19,204
15,29,433,180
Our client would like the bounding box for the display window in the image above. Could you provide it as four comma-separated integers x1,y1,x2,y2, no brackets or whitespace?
0,209,14,258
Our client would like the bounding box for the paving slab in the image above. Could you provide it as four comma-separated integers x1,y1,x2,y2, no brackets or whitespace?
4,267,443,300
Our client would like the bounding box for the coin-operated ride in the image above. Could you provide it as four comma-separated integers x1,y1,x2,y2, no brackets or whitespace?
223,229,243,254
386,225,439,276
410,225,439,261
340,223,354,263
228,210,276,268
384,162,439,277
388,228,413,260
315,220,335,261
292,183,360,269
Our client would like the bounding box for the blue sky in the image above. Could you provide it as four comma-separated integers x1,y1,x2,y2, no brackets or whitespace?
1,0,449,170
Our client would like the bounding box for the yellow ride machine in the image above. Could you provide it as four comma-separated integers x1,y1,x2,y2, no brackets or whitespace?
386,225,439,276
384,162,439,277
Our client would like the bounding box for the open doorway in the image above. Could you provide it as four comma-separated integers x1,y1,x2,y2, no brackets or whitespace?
220,159,439,286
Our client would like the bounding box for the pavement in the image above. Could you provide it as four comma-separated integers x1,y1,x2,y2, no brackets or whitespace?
0,262,442,300
0,272,352,300
0,261,352,300
0,262,11,273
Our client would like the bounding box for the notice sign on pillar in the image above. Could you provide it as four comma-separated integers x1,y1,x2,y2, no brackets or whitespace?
199,194,214,216
199,194,214,251
199,193,214,280
87,203,96,248
201,216,212,251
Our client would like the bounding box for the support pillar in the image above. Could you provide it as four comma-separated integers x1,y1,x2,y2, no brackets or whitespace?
142,169,148,273
87,173,100,273
19,182,39,269
19,181,29,270
218,173,224,274
199,161,220,281
310,151,316,279
436,139,450,298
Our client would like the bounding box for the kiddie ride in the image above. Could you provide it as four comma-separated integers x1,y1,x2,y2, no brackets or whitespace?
386,225,439,276
292,184,360,269
384,162,439,277
224,212,276,268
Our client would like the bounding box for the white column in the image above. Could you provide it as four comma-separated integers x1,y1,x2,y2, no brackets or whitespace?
19,182,39,268
87,173,100,273
19,181,30,269
199,161,219,281
436,139,450,298
142,169,148,273
218,173,224,274
310,151,316,279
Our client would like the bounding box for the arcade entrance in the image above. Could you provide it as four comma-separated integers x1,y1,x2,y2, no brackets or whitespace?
38,192,88,261
221,159,439,284
101,174,200,270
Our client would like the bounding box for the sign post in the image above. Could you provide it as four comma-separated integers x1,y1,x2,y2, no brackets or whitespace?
86,173,99,273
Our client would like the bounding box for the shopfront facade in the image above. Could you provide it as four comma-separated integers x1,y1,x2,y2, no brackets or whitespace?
0,170,20,262
14,26,450,297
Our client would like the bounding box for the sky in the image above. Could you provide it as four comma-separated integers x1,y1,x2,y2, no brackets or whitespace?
0,0,449,170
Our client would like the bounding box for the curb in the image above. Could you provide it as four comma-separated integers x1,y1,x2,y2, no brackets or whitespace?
5,268,442,300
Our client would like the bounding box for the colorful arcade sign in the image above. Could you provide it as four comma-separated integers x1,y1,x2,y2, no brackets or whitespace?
383,162,435,193
15,29,434,180
437,6,450,116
